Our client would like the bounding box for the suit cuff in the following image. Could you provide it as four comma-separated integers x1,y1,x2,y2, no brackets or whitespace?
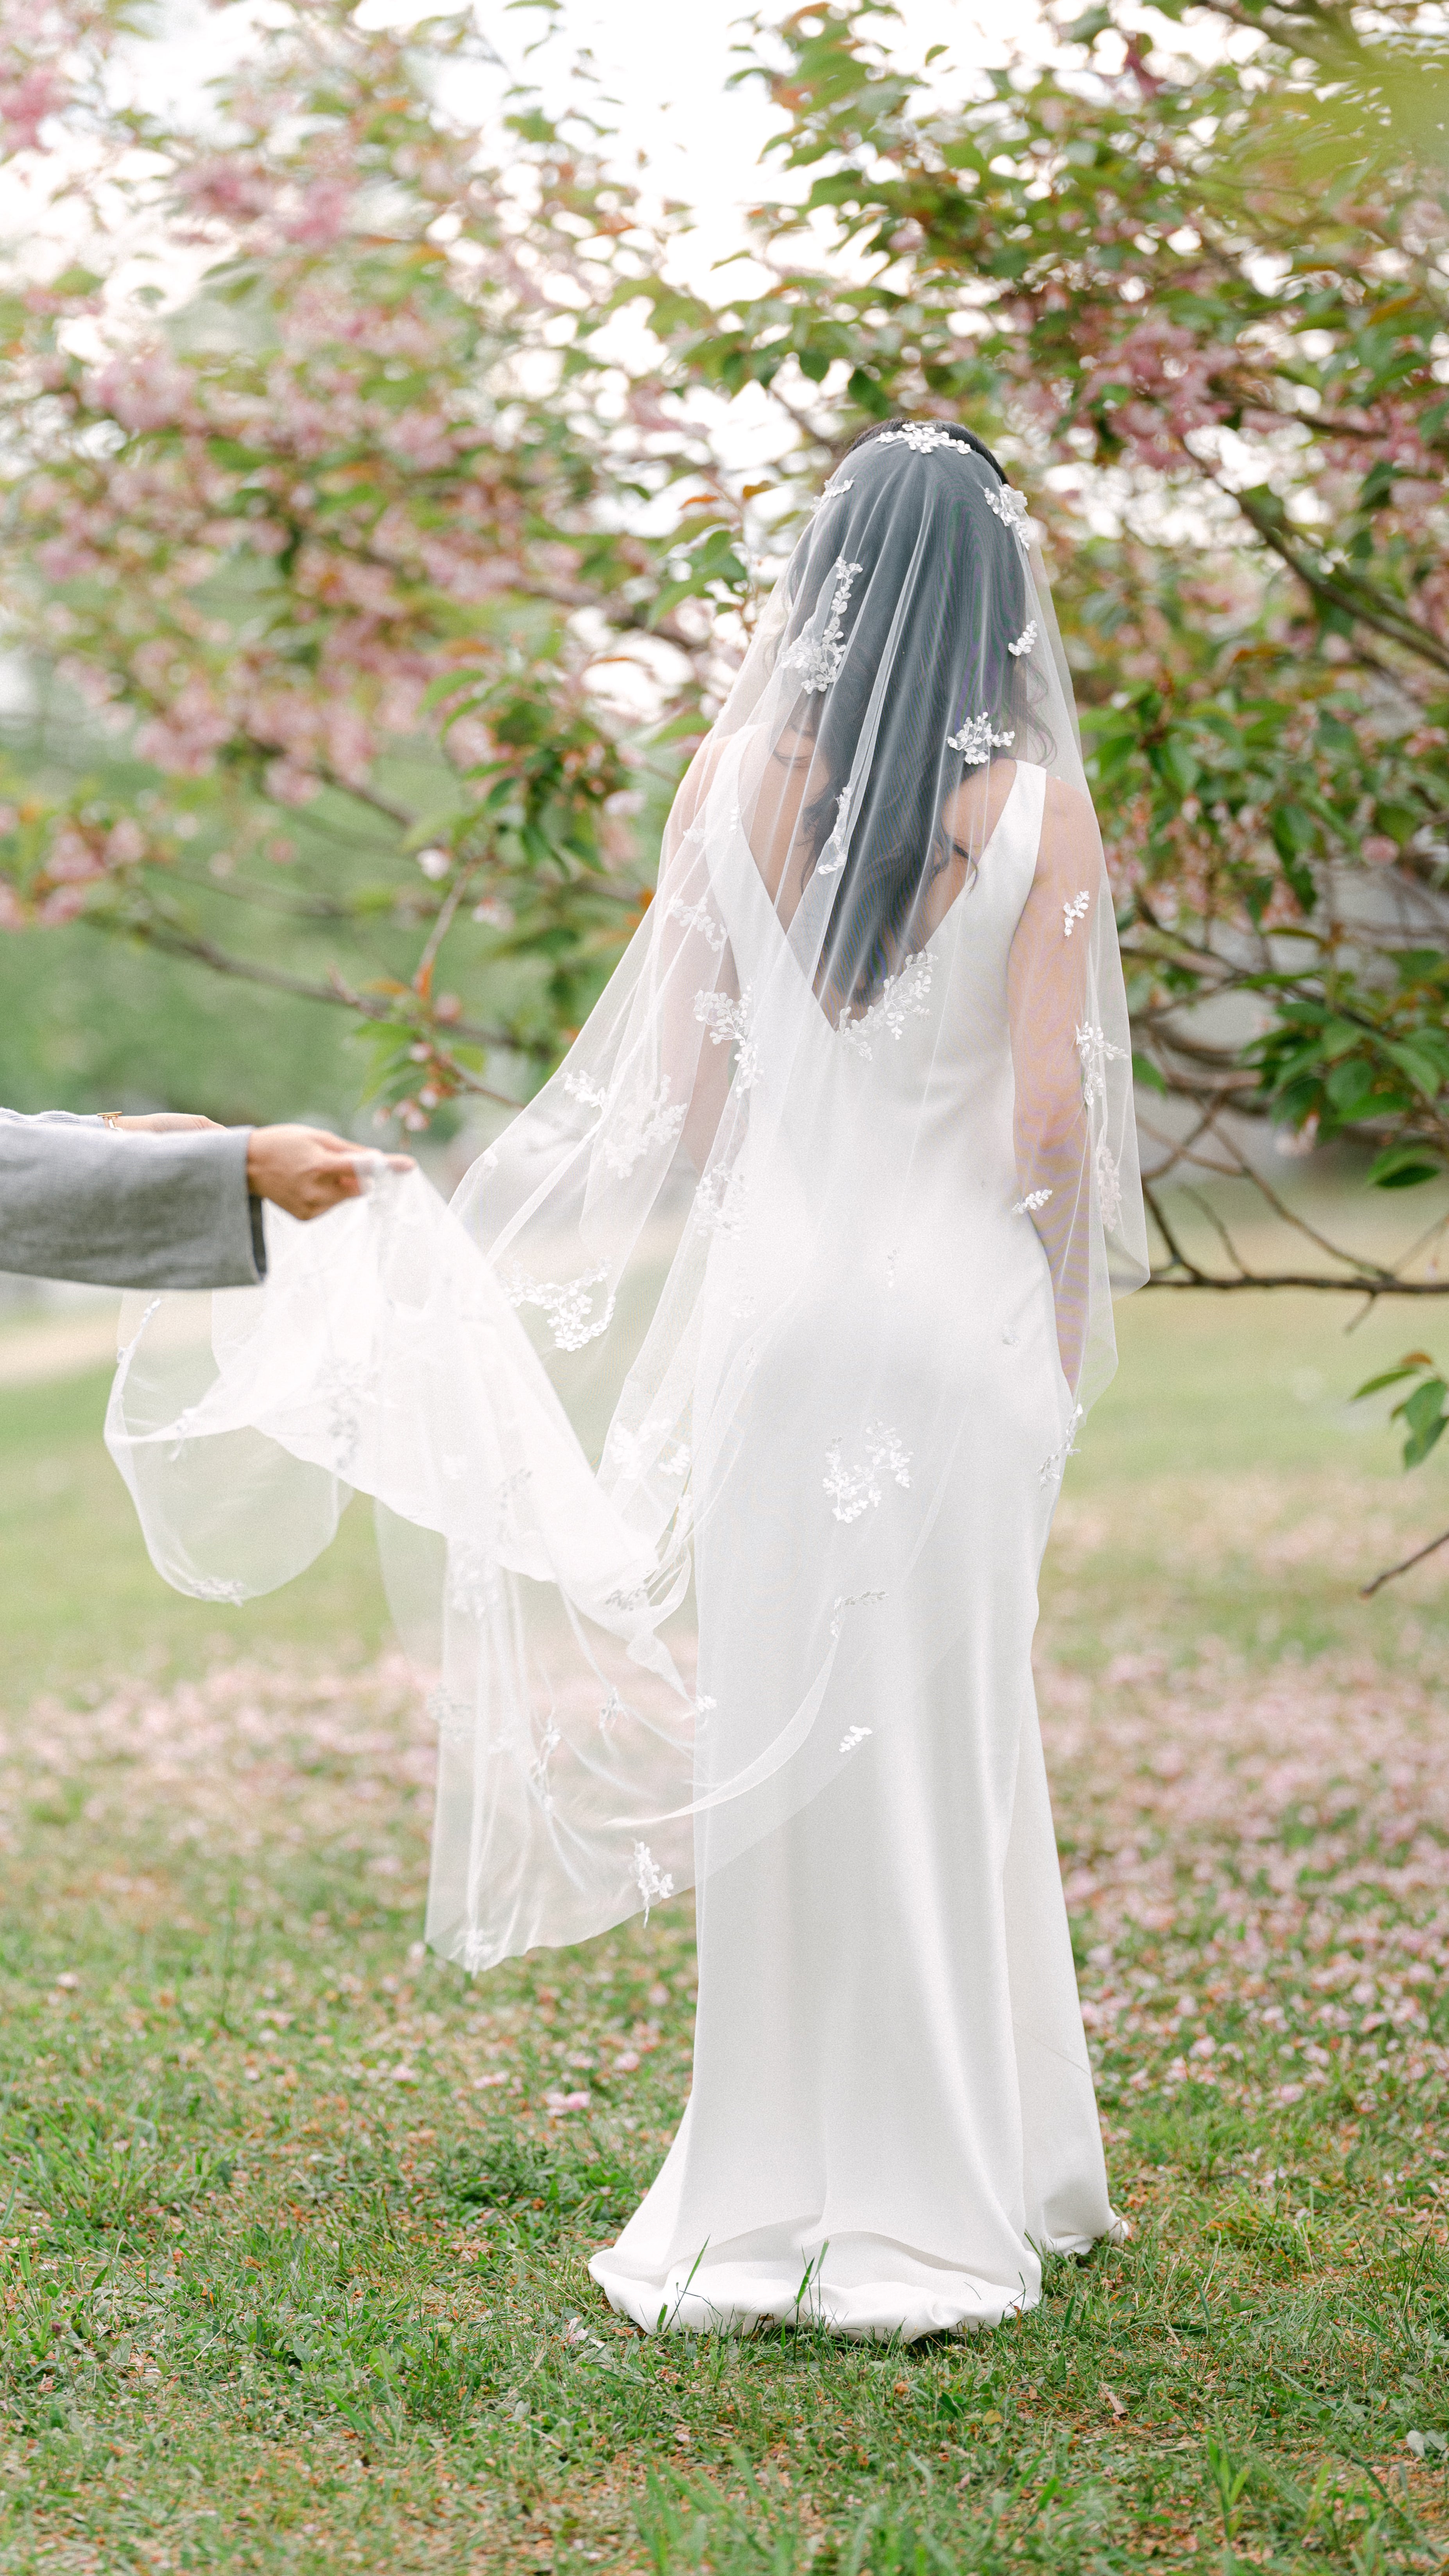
248,1189,268,1278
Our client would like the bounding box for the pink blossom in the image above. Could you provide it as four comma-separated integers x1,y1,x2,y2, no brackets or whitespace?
135,681,231,776
447,716,492,769
265,757,321,807
416,540,517,601
377,675,425,734
324,705,375,786
280,181,353,250
105,817,145,865
46,822,105,884
247,690,321,757
38,884,90,924
86,350,197,437
37,536,100,582
384,410,458,472
296,545,398,618
175,156,275,224
0,63,64,151
268,390,342,458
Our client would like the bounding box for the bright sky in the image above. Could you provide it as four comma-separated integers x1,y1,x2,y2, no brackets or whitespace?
141,0,1057,296
500,0,1048,288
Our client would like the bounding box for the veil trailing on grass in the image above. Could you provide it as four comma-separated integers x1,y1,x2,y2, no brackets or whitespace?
107,421,1146,1973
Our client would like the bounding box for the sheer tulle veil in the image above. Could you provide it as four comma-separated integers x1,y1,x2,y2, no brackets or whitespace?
107,421,1147,1972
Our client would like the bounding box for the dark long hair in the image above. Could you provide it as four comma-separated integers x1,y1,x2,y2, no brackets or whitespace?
778,421,1039,1012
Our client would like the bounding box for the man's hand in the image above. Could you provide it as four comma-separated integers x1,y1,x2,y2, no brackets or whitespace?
245,1124,413,1221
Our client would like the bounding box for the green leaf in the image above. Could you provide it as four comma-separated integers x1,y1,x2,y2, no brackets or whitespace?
1323,1057,1376,1117
1270,802,1318,862
1398,1378,1449,1469
1353,1364,1428,1402
1367,1143,1443,1190
1384,1039,1448,1101
1318,1019,1362,1062
1158,736,1200,795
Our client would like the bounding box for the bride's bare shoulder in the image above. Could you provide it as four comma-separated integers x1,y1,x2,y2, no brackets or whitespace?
669,727,733,834
1036,771,1099,882
1041,769,1096,831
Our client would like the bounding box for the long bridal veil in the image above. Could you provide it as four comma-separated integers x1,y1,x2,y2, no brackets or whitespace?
107,421,1148,1973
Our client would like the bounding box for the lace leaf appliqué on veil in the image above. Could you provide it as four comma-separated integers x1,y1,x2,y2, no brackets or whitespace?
838,948,934,1059
830,1587,887,1638
502,1261,616,1354
427,1683,473,1745
1074,1024,1129,1230
815,785,853,879
691,1160,749,1244
1075,1021,1128,1110
824,1423,912,1523
980,480,1033,550
1095,1135,1124,1230
695,987,760,1092
605,1418,691,1484
875,423,958,455
665,895,728,956
780,557,863,695
564,1068,687,1178
605,1084,686,1178
1039,1405,1084,1489
947,712,1016,767
632,1841,675,1923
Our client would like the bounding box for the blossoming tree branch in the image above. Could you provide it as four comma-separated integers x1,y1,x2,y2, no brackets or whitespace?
0,0,745,1121
1,0,1447,1321
668,0,1449,1305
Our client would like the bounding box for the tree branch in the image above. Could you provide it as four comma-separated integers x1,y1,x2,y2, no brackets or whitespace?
1142,1171,1449,1296
306,767,420,832
1147,1269,1449,1294
1360,1523,1449,1598
1234,492,1449,679
82,913,523,1064
1166,1120,1418,1283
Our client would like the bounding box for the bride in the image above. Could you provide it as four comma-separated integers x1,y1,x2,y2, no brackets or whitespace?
108,419,1147,2342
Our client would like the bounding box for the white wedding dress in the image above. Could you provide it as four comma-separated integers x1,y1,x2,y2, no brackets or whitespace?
591,760,1119,2340
106,424,1146,2349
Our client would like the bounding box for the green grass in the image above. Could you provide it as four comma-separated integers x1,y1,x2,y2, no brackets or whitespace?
0,1366,392,1707
2,1277,1448,2572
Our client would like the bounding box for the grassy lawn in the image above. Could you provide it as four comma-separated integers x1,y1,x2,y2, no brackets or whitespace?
2,1273,1448,2572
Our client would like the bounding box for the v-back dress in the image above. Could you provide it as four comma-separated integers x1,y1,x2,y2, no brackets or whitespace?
589,759,1119,2341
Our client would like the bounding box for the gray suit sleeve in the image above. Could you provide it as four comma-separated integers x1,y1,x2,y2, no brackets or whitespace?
0,1113,268,1291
